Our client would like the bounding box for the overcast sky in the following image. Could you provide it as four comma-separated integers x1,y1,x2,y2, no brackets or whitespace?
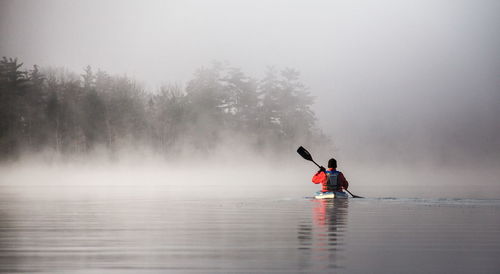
1,0,499,163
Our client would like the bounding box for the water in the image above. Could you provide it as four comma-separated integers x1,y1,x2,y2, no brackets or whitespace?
1,183,500,273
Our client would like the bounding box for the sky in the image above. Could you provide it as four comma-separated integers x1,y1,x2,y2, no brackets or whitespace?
1,0,499,164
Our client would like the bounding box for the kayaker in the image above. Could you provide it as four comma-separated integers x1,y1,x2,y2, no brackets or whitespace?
312,158,349,193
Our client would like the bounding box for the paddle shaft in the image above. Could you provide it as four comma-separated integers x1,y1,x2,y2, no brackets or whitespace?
345,189,362,198
310,159,321,169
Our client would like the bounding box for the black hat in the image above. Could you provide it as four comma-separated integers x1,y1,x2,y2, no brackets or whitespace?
328,158,337,169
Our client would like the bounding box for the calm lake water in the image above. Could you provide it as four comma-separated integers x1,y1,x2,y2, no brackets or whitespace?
0,183,500,273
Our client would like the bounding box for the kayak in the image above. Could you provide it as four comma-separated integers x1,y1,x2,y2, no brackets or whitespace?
314,191,349,199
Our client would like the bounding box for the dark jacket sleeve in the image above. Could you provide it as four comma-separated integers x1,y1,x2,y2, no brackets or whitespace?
339,172,349,190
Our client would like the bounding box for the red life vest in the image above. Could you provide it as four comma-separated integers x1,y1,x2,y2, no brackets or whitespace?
312,168,345,192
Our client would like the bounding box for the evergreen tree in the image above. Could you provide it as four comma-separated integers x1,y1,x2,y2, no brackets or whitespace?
221,67,259,134
0,57,30,157
0,57,330,159
153,84,188,152
184,63,227,151
258,67,316,149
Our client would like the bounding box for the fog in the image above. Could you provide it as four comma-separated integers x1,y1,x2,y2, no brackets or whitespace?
1,0,499,198
2,4,500,271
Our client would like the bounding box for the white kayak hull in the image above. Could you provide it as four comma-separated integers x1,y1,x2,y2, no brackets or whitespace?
314,191,349,199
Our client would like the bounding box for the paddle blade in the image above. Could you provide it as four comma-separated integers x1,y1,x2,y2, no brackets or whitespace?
345,189,364,198
297,146,313,161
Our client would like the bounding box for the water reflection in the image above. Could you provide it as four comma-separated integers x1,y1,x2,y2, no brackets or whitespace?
298,199,349,271
0,207,21,273
2,186,499,273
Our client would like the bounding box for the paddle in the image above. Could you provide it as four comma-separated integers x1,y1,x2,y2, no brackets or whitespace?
296,146,364,198
297,146,321,169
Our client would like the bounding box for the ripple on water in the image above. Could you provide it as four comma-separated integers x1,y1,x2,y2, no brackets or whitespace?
0,188,500,273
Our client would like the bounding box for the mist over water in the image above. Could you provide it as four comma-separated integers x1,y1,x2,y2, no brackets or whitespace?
1,0,500,272
1,166,500,273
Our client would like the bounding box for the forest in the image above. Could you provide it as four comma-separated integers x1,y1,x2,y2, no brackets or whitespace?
0,57,330,160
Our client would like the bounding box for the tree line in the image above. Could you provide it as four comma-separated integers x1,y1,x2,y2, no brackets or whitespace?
0,57,331,160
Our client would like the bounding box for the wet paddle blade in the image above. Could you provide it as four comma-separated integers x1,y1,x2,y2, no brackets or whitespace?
297,146,313,161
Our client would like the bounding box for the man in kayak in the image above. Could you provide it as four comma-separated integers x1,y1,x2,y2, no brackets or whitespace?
312,158,349,193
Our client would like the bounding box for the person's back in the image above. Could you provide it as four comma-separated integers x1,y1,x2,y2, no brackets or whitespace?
312,158,349,192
